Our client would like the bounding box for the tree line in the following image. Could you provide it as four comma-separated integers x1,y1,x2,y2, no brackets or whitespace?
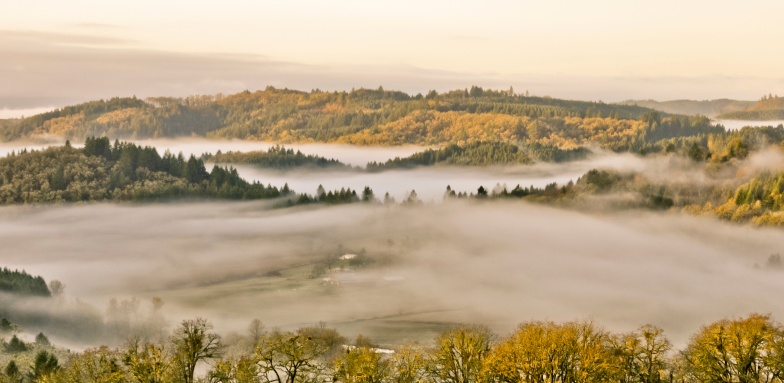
0,270,50,298
715,110,784,121
4,139,784,226
202,146,352,170
367,141,533,170
0,139,379,207
0,138,293,204
4,313,784,383
439,152,784,227
199,142,590,173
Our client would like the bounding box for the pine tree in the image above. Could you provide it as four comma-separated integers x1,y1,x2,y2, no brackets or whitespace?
51,166,66,191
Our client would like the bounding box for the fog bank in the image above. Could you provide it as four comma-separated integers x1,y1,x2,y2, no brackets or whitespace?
1,202,782,347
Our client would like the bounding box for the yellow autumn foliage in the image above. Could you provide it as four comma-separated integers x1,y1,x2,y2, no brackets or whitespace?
332,110,650,147
33,114,85,136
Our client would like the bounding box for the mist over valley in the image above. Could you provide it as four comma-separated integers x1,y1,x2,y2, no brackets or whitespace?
4,3,784,381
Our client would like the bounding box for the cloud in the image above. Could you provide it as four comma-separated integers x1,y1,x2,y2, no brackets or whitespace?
0,30,138,47
67,23,127,29
445,35,489,41
1,29,784,110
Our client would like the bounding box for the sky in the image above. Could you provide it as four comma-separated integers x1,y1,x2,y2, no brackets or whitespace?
2,0,784,115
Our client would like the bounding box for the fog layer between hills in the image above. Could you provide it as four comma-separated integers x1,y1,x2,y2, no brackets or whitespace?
1,200,782,347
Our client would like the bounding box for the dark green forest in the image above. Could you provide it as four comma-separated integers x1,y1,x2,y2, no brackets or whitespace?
0,138,289,204
0,270,49,297
365,141,588,170
716,109,784,121
367,141,533,170
616,99,754,117
0,138,374,207
203,146,351,170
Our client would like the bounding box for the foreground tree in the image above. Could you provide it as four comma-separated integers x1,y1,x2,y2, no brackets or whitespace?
27,351,59,383
681,313,784,383
332,336,391,383
3,361,23,383
53,347,125,383
391,343,427,383
482,320,615,383
123,337,172,383
208,356,260,383
612,324,672,383
171,318,222,383
430,325,495,383
255,326,336,383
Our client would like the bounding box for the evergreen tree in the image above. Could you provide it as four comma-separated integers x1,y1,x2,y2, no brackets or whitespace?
3,335,27,353
4,360,22,383
51,166,66,191
0,318,13,333
27,351,59,383
35,332,51,347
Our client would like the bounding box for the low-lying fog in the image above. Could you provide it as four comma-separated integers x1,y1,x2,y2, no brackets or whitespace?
233,165,587,201
2,202,783,348
0,138,636,200
226,152,697,201
3,138,783,201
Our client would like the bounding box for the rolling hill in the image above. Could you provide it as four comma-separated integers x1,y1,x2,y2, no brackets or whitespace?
616,99,754,117
716,96,784,120
0,87,665,146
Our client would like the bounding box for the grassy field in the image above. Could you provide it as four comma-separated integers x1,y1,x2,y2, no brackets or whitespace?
160,258,467,346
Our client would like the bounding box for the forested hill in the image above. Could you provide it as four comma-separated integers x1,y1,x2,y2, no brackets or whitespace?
1,86,671,146
617,99,754,117
0,138,288,204
747,96,784,111
203,145,352,170
366,141,589,170
0,138,374,206
0,268,50,297
716,95,784,121
0,118,20,130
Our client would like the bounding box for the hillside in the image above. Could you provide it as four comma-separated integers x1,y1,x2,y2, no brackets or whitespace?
366,141,590,170
616,99,754,117
203,145,352,170
715,110,784,121
0,119,20,130
748,96,784,111
0,138,287,204
0,87,670,146
0,138,382,206
0,268,50,297
715,96,784,121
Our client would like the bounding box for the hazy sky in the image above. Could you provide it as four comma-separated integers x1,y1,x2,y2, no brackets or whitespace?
2,0,784,113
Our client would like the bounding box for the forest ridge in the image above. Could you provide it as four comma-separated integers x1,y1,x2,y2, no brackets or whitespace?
0,86,724,150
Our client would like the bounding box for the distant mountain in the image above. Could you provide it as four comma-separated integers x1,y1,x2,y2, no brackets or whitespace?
716,96,784,121
616,99,754,117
